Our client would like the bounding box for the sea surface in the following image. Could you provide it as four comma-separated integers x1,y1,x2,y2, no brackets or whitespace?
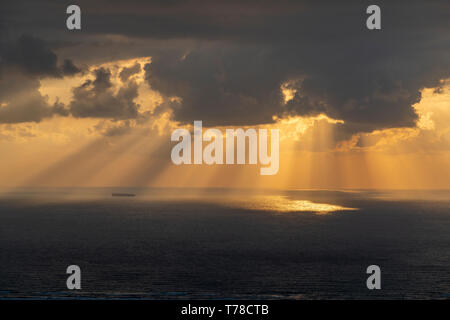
0,187,449,299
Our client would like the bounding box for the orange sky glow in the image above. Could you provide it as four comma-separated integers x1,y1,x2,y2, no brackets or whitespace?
1,58,449,190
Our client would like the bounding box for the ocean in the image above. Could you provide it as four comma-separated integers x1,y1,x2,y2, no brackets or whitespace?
0,188,449,299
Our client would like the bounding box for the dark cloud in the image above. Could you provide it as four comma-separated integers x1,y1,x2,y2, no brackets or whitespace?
140,0,449,136
119,63,141,82
0,94,65,124
2,0,450,136
145,46,284,125
0,66,70,124
69,67,141,119
1,35,81,78
61,59,81,76
0,33,81,124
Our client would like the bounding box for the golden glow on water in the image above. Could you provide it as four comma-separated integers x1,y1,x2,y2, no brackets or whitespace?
227,195,357,215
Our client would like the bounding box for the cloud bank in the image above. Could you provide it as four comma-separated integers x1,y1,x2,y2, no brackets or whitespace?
1,0,449,139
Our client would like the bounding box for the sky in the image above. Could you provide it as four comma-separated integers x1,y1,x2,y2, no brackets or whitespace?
0,0,449,189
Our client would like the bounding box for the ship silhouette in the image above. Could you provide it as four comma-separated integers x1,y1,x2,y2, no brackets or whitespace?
112,193,136,197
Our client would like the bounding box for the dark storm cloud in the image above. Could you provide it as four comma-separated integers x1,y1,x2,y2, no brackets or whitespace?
0,34,81,124
0,36,73,124
61,59,81,76
69,67,140,119
0,32,138,124
0,69,68,124
145,46,284,125
0,94,65,124
1,35,81,78
119,63,141,82
140,0,448,134
2,0,450,135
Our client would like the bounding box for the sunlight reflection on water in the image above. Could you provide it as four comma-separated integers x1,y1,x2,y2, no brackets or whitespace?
224,195,358,215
